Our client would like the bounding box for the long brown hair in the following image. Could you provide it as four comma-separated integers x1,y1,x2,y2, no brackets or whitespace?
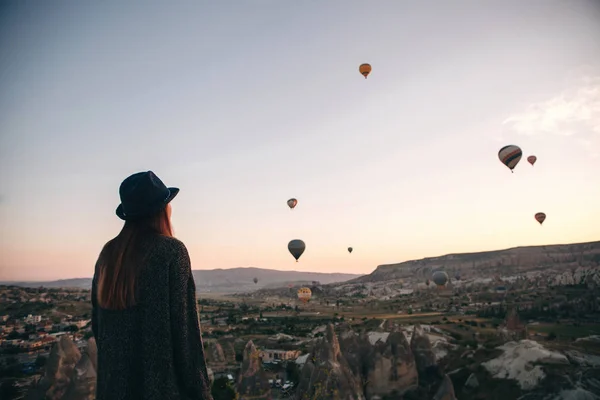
97,206,173,309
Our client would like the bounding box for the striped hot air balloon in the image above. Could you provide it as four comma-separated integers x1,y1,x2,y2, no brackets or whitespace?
498,145,523,173
535,212,546,225
297,287,312,304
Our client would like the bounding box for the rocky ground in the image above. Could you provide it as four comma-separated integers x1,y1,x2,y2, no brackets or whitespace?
17,320,600,400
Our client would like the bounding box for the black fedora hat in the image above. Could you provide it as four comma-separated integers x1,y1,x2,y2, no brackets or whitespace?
116,171,179,221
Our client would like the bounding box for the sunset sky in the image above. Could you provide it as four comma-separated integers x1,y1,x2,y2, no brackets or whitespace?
1,0,599,281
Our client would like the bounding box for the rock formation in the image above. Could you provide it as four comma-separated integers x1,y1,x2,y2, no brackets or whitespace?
26,335,84,400
62,352,97,400
236,340,271,400
338,328,372,395
433,375,456,400
204,339,228,366
25,336,100,400
365,328,418,398
499,308,528,341
464,372,479,389
85,338,97,372
297,324,365,400
410,325,436,373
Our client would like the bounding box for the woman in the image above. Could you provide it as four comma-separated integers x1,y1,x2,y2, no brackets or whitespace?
92,171,213,400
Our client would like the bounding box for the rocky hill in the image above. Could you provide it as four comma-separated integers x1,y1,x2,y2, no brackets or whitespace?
352,240,600,284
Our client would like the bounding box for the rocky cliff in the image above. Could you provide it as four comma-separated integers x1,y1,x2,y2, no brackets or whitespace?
353,241,600,283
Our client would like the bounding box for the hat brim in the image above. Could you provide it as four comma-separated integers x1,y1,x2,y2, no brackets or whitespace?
116,187,179,221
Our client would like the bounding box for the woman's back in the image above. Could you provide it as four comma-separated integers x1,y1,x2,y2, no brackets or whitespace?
92,171,212,400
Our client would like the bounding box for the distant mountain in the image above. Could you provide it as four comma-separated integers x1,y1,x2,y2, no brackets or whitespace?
192,267,361,294
0,267,361,294
0,278,93,289
349,240,600,284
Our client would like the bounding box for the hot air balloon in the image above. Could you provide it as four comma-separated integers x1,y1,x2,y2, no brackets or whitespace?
454,273,461,281
253,277,258,284
297,287,312,304
287,198,298,210
498,145,523,173
535,212,546,225
527,155,537,166
432,271,449,288
288,239,305,262
348,247,353,254
359,63,371,79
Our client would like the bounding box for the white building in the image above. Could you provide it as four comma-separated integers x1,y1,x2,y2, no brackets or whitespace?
24,315,42,324
259,349,301,363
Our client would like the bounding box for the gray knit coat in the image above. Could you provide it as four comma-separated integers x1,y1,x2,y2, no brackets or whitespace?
92,235,213,400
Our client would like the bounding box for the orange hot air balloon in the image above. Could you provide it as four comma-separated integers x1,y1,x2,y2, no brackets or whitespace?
359,63,371,79
287,198,298,210
527,155,537,166
535,212,546,225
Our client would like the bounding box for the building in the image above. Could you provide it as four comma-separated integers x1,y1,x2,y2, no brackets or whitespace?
259,349,301,363
24,314,42,324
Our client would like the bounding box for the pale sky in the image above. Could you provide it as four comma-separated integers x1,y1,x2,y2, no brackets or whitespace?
1,0,600,281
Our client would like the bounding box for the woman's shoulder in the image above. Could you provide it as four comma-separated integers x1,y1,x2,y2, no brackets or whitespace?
152,235,190,260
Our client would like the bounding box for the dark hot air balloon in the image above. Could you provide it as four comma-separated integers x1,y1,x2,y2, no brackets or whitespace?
288,239,305,262
287,198,297,210
348,247,353,254
535,212,546,225
527,155,537,166
253,277,258,284
498,145,522,173
432,271,449,287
